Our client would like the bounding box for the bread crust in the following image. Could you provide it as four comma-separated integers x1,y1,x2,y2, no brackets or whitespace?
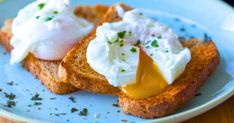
119,40,220,118
59,4,220,118
59,3,131,95
0,5,109,94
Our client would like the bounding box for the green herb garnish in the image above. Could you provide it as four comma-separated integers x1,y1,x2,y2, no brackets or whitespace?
38,3,45,10
53,10,59,14
31,93,42,101
128,31,132,36
119,42,124,47
68,96,76,103
34,102,42,106
151,39,159,48
71,107,78,113
7,81,14,86
5,101,16,108
117,31,126,39
130,47,137,53
120,69,126,73
50,97,57,100
45,16,54,22
35,16,40,19
4,92,16,100
157,35,162,39
107,41,112,45
112,103,119,107
79,108,88,116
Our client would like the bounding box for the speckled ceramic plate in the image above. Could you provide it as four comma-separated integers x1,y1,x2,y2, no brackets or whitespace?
0,0,234,123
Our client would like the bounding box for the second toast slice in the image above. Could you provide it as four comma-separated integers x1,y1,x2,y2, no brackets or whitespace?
58,4,219,118
0,5,108,94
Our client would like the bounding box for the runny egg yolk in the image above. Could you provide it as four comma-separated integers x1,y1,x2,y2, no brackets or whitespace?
121,48,168,99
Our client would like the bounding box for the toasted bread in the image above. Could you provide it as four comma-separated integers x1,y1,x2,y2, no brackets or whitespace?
59,3,220,118
0,5,109,94
119,40,219,118
59,4,132,95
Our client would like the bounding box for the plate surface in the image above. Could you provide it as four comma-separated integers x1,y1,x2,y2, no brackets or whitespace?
0,0,234,123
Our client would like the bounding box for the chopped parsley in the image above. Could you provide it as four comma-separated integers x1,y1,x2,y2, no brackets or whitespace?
120,53,126,61
38,3,45,10
50,97,57,100
119,41,124,47
151,39,159,48
53,10,59,14
128,31,132,36
31,93,42,101
7,81,14,86
117,31,126,39
112,103,119,107
35,16,40,19
45,16,54,22
71,107,78,113
4,92,16,100
5,101,16,108
130,47,137,53
120,69,126,73
55,113,66,116
68,96,76,103
180,27,186,32
79,108,88,116
157,35,162,39
107,41,112,45
204,33,211,42
34,102,42,106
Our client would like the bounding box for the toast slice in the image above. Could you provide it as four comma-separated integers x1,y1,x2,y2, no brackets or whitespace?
59,3,220,118
59,4,131,95
0,5,108,94
119,40,219,118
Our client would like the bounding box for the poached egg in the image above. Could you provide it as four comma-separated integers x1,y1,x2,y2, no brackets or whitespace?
87,8,191,99
10,0,93,64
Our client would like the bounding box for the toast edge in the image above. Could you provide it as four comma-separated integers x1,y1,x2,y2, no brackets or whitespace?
0,20,78,95
118,41,220,118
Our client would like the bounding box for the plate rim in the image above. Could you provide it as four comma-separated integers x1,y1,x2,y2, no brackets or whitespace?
0,0,234,123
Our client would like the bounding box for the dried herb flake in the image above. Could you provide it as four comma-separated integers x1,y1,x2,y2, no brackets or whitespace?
79,108,88,116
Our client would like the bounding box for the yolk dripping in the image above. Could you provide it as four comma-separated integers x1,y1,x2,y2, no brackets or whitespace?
121,48,168,99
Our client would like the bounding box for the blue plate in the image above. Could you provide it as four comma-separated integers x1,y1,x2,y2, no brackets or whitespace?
0,0,234,123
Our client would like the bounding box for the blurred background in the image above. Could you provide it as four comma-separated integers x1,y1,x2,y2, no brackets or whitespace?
224,0,234,6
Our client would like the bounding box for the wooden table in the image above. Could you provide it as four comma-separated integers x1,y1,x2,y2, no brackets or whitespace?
0,96,234,123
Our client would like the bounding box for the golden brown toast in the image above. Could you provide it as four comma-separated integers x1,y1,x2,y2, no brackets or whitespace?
0,5,109,94
59,4,131,95
119,40,219,118
59,3,220,118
